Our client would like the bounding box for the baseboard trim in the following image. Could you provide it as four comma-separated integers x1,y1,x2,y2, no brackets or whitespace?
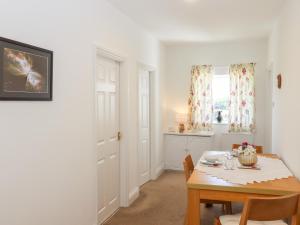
128,187,139,206
155,164,165,179
164,165,183,171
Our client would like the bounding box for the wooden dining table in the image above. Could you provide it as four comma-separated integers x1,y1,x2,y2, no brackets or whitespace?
186,154,300,225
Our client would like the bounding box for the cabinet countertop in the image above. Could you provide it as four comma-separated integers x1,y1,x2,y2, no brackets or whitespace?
164,131,214,137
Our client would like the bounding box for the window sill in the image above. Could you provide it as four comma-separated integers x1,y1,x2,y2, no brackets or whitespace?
222,132,253,135
164,131,215,137
213,122,228,125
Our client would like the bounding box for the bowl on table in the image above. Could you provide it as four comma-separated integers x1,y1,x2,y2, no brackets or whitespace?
204,155,219,163
203,151,226,163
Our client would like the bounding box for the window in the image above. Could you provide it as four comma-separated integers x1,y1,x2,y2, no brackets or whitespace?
188,64,255,131
212,67,230,124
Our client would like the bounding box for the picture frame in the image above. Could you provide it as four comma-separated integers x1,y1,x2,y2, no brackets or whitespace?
0,37,53,101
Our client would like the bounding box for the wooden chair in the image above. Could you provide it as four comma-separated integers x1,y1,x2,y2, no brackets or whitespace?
214,194,300,225
232,144,263,154
183,155,232,224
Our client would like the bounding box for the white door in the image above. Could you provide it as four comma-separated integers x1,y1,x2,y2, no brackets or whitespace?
138,69,150,186
96,55,120,224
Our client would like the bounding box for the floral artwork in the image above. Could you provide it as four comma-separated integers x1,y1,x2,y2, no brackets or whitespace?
229,63,255,132
187,65,213,131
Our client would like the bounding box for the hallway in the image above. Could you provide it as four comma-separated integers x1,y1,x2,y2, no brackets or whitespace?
104,170,242,225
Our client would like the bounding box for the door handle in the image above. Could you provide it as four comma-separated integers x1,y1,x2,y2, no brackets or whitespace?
117,131,122,141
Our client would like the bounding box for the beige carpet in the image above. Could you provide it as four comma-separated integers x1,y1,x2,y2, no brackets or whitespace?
104,170,242,225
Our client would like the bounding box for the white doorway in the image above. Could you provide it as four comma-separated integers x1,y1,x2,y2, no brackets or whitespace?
95,55,120,224
266,64,274,152
138,68,151,186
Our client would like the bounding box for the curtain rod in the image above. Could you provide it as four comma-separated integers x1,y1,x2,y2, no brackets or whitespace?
192,62,257,67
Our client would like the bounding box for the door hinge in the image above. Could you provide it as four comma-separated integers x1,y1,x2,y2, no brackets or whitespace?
117,131,122,141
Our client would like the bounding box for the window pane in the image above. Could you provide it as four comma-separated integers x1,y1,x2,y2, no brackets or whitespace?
212,74,229,123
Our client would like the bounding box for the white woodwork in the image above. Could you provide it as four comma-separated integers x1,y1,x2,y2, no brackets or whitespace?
164,135,187,170
188,136,212,165
164,131,257,170
96,56,120,224
164,134,214,170
138,69,151,185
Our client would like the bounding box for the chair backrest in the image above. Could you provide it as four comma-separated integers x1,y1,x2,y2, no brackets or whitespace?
183,154,194,181
232,144,263,154
239,194,300,225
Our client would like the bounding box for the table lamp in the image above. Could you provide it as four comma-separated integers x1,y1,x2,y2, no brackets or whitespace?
175,113,187,133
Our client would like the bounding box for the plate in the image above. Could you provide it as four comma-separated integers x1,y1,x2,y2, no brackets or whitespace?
203,151,227,162
199,159,223,166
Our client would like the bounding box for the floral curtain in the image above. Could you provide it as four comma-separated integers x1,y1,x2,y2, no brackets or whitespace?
229,63,255,132
188,65,213,131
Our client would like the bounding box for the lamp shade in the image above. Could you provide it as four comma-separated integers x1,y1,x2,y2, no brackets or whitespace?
175,113,187,124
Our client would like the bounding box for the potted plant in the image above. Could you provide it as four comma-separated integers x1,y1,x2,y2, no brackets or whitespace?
237,142,257,166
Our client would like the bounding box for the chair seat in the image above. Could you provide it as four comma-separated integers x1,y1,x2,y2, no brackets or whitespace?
219,214,287,225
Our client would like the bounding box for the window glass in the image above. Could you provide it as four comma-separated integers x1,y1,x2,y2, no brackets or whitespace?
212,74,230,124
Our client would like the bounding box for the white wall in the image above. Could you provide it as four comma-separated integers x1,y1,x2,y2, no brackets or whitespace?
0,0,164,225
268,0,300,178
164,39,269,150
211,124,254,150
156,43,167,174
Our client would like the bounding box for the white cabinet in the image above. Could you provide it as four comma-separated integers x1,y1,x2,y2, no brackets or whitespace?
164,133,214,170
188,136,212,165
164,135,187,170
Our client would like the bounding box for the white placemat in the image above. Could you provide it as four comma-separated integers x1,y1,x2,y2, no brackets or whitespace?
195,153,293,185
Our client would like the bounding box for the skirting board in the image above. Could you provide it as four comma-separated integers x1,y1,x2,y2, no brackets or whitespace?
164,164,183,171
128,164,164,206
155,164,164,179
128,187,139,206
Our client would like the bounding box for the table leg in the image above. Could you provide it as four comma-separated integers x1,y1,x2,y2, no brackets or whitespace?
291,214,299,225
292,199,300,225
187,189,200,225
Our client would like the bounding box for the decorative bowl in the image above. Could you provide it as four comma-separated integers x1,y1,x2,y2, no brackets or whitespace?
203,151,225,163
204,155,219,163
238,153,257,166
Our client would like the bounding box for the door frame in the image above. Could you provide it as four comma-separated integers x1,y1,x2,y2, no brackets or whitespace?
266,62,274,153
137,62,157,181
93,43,130,208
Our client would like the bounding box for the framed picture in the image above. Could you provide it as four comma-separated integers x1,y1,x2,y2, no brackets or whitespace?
0,37,53,101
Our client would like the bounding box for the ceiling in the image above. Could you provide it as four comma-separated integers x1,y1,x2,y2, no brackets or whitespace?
106,0,285,43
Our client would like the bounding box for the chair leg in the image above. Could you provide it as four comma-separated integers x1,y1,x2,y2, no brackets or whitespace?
225,202,232,214
214,218,222,225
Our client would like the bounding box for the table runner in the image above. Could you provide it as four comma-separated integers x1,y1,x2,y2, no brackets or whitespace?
195,153,293,185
